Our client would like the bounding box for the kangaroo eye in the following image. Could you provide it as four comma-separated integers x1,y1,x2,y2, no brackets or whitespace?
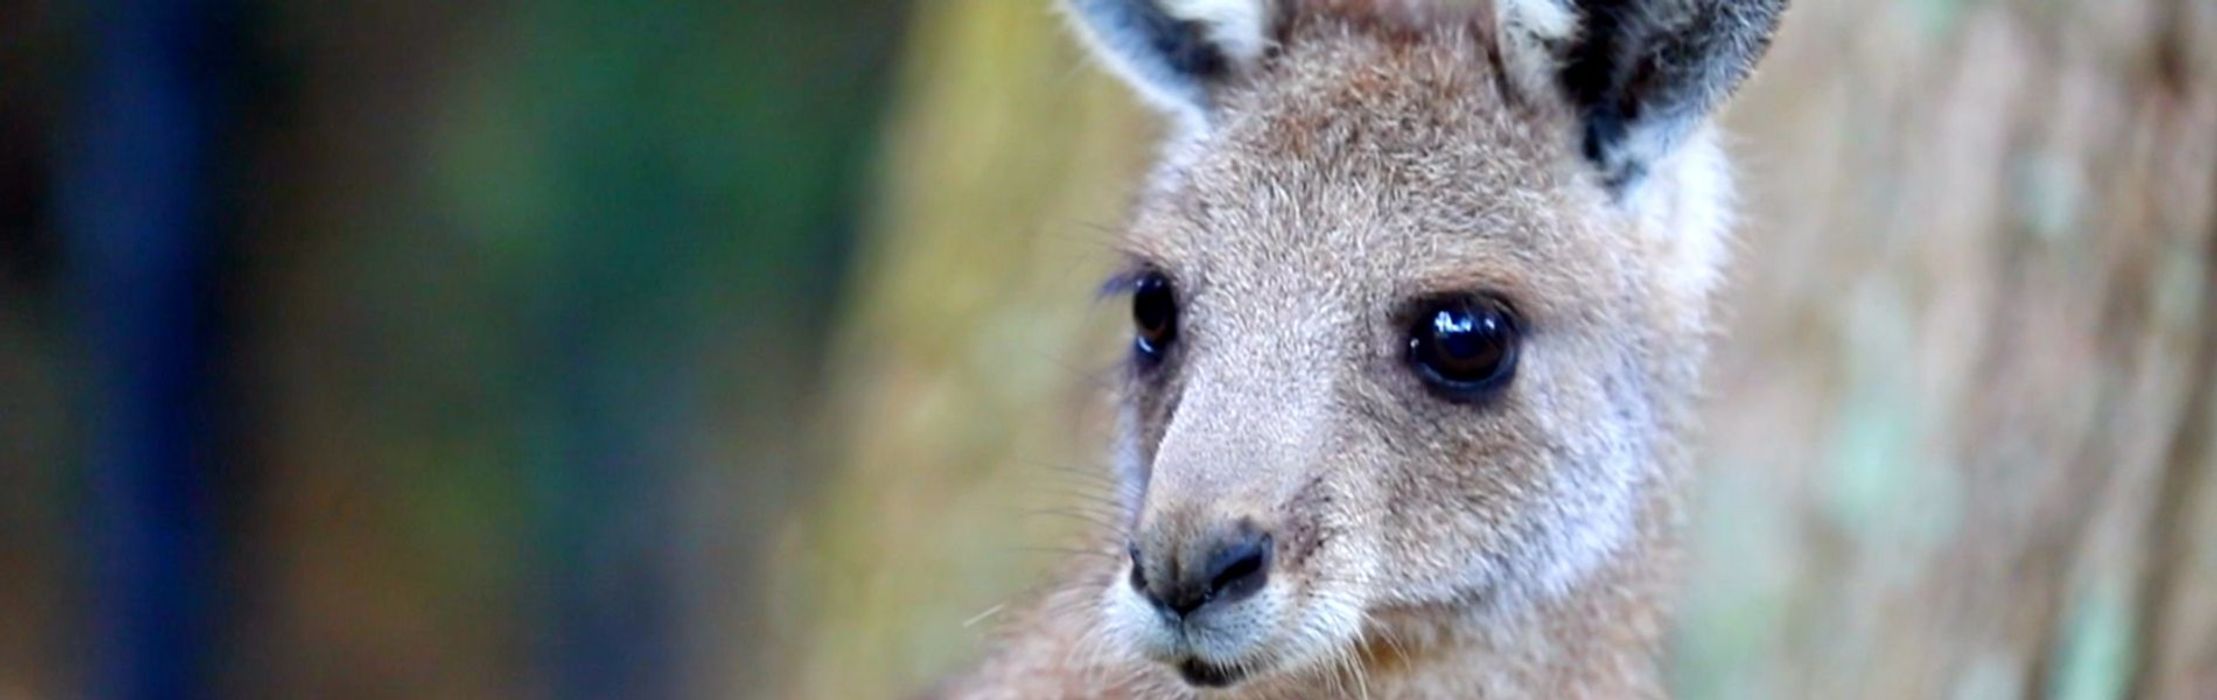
1131,272,1178,363
1407,296,1518,400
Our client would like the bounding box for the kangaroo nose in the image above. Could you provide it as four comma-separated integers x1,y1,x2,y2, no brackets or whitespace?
1129,526,1273,617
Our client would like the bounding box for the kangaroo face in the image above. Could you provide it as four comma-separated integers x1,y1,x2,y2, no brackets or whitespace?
1100,26,1676,688
1067,0,1781,689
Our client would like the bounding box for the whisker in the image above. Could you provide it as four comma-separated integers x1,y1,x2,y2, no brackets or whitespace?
963,603,1008,628
1012,545,1122,559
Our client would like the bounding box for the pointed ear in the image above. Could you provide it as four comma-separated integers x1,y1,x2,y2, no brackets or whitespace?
1508,0,1786,192
1063,0,1275,125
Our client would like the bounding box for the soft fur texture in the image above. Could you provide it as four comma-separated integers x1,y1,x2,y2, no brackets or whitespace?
936,1,1781,697
1064,0,1275,127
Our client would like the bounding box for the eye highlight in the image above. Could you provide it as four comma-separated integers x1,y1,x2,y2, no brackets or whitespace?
1130,272,1178,364
1406,296,1519,401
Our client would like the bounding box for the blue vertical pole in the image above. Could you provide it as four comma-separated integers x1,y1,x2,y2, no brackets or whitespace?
62,1,228,698
516,5,696,696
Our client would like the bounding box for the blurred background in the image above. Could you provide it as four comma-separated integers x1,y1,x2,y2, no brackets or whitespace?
2,0,2215,698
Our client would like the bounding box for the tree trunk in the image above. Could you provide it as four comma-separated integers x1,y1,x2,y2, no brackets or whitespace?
1683,1,2217,697
779,1,1154,697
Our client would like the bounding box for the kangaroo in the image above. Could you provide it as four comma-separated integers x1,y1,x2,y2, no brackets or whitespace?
937,0,1783,697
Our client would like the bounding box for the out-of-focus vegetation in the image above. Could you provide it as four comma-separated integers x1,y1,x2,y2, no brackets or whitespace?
2,0,910,697
1,0,2212,699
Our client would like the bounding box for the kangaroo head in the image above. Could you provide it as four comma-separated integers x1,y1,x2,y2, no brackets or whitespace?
1066,0,1783,690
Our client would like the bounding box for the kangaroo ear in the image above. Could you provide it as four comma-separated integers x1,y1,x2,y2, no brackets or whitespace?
1508,0,1785,193
1064,0,1275,125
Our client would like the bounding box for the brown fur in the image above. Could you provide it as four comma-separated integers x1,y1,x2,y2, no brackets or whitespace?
937,1,1768,696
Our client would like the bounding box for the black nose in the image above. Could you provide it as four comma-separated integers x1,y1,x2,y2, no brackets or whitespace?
1129,526,1273,618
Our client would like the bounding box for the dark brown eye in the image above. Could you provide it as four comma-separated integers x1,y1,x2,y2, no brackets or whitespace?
1132,272,1177,363
1407,296,1519,400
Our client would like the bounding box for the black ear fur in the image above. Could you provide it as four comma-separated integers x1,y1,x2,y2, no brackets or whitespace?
1557,0,1786,192
1068,0,1241,115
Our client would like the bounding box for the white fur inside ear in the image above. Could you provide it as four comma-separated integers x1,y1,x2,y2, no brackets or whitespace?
1063,0,1275,130
1161,0,1273,65
1497,0,1577,41
1494,0,1578,100
1632,126,1735,308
